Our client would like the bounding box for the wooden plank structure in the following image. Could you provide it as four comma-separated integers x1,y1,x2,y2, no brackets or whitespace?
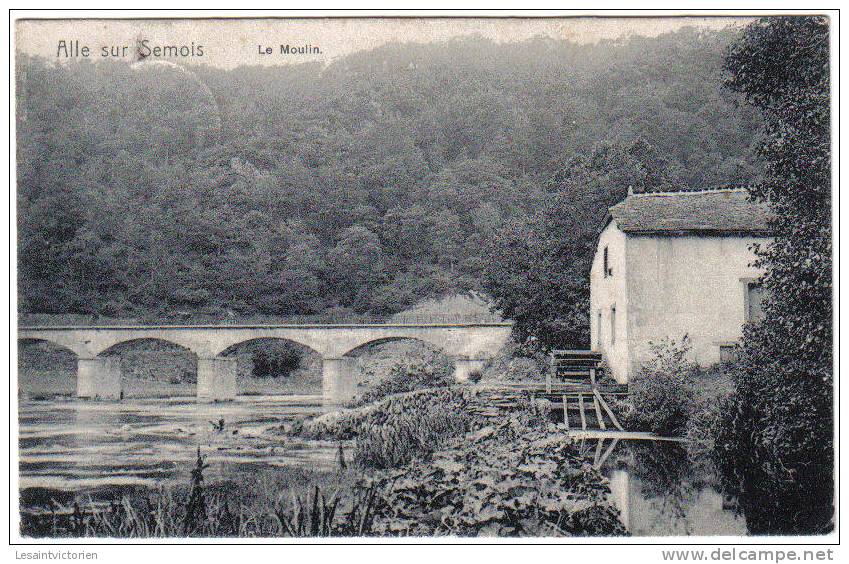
593,389,624,431
547,350,626,432
568,429,686,442
548,350,604,393
472,350,627,433
593,394,606,430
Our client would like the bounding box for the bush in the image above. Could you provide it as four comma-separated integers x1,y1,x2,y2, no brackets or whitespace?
349,356,453,407
624,337,697,436
252,348,301,378
685,363,737,459
296,387,472,463
353,387,473,469
297,387,548,471
364,417,626,536
712,324,833,534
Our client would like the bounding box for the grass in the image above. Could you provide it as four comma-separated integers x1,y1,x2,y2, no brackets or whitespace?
20,452,376,538
352,387,472,469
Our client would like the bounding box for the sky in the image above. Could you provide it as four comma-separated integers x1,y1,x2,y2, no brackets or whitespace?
15,16,751,69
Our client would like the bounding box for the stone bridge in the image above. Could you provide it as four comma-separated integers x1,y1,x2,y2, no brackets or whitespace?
18,323,513,403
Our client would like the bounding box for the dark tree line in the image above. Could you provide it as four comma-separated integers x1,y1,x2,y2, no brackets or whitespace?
17,28,760,321
715,16,833,534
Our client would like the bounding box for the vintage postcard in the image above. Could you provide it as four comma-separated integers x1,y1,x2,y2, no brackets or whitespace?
9,10,837,548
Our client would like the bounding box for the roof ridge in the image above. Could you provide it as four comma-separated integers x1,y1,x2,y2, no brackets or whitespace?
607,184,771,236
629,187,752,198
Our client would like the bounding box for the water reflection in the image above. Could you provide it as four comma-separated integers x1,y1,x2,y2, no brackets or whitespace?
586,438,747,536
19,396,337,499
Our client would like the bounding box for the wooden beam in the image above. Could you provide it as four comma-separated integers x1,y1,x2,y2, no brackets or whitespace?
593,393,606,430
594,389,624,431
578,393,587,430
596,438,620,468
567,430,686,442
562,394,570,429
593,438,605,467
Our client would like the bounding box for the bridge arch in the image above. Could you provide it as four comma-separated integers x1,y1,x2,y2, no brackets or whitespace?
339,336,450,359
96,337,199,358
89,333,205,358
18,336,81,357
216,337,324,395
207,333,328,358
18,337,79,398
95,338,200,397
216,337,323,359
17,335,88,358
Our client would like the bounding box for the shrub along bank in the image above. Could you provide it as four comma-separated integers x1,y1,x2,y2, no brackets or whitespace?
616,338,698,437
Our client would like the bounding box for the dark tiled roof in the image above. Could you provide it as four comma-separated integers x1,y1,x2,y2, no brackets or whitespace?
607,189,772,235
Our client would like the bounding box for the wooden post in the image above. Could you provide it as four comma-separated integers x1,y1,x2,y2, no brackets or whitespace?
562,394,569,429
593,394,606,430
578,393,587,430
589,366,597,389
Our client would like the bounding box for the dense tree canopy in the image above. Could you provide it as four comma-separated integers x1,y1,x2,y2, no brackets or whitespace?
717,16,833,534
17,28,760,321
481,140,684,349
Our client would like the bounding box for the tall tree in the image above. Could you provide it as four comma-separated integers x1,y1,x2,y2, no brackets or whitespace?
718,16,832,534
481,141,680,350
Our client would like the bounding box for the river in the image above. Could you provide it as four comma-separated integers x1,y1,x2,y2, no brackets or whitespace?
18,396,746,536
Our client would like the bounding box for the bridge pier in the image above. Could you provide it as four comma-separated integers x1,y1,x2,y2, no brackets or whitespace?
322,357,357,405
77,357,122,400
453,358,488,382
197,357,237,401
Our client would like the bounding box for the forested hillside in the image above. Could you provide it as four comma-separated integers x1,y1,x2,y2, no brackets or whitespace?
17,28,762,323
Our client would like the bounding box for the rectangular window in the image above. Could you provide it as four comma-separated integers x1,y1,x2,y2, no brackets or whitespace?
596,310,602,348
610,306,616,346
603,246,609,278
746,283,765,322
719,345,739,364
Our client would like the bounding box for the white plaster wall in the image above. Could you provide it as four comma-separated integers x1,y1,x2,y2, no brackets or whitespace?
624,235,769,378
590,222,630,382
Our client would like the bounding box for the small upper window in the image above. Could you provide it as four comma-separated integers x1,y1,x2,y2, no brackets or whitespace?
603,246,610,277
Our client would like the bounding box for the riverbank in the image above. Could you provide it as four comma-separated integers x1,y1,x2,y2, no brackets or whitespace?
19,383,628,538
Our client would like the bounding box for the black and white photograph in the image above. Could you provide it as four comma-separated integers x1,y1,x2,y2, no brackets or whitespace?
9,9,837,546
